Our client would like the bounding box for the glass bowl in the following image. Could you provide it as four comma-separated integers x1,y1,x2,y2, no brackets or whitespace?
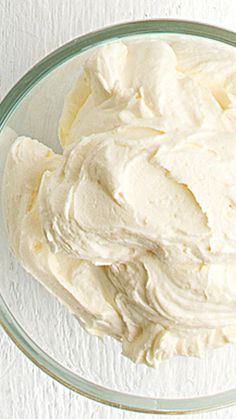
1,20,236,415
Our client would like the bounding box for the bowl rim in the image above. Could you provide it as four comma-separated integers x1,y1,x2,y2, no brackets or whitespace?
1,19,236,414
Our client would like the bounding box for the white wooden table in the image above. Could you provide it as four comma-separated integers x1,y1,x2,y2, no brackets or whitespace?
1,1,236,418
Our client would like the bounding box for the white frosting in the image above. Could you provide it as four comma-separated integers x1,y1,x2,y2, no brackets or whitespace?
3,36,236,365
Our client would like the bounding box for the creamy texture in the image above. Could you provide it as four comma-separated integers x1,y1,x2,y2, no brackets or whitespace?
3,36,236,365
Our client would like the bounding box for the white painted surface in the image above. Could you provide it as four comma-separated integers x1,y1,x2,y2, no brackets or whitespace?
1,1,236,418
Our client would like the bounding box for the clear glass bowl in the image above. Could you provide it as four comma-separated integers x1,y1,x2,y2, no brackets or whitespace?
1,20,236,415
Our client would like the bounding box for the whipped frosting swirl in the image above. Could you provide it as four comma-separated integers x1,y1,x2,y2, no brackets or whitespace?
3,35,236,365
